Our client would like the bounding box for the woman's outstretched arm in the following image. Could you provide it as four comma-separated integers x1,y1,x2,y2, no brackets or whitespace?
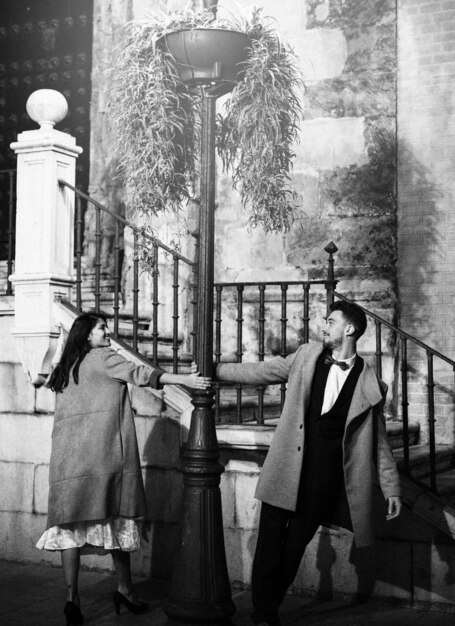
159,369,211,391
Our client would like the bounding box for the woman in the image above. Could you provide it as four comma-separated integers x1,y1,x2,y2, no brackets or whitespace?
37,313,211,625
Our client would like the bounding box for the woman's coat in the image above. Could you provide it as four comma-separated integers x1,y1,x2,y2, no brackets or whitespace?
217,342,401,547
47,348,162,528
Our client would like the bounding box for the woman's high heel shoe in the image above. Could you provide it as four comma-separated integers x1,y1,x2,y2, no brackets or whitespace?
113,590,148,615
63,601,84,625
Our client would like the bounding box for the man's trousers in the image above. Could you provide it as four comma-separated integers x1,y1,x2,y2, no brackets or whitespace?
251,490,342,625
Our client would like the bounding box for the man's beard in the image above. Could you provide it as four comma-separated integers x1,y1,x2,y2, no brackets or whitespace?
323,336,341,350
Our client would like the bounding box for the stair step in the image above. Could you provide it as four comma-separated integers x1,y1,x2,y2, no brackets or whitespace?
217,400,282,423
386,420,420,450
116,327,182,343
215,394,421,442
419,467,455,503
394,444,455,478
215,384,281,423
143,354,193,372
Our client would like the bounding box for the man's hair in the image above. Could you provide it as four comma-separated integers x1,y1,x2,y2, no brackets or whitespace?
329,300,367,340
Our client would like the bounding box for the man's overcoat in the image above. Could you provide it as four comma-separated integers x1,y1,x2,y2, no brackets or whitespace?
217,342,401,547
47,348,162,528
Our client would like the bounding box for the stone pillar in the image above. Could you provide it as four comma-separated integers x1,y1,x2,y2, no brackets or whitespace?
10,89,82,386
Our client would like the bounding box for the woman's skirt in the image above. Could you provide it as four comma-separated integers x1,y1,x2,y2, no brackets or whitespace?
36,516,142,555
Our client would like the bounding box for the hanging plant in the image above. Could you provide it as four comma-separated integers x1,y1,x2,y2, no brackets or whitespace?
109,5,304,232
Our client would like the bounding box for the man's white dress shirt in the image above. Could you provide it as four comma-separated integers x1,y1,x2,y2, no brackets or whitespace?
321,353,357,415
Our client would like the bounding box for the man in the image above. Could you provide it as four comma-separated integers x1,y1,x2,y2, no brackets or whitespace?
216,301,401,626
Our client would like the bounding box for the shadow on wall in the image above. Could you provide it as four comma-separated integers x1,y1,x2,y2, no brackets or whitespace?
140,415,184,581
397,140,455,445
397,140,445,343
136,412,455,607
218,447,455,612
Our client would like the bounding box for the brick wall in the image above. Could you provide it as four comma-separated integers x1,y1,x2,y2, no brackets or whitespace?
397,0,455,442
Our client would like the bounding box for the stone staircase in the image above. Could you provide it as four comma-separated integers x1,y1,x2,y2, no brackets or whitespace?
78,279,193,369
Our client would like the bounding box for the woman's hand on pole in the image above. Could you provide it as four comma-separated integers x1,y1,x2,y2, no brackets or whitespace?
184,367,212,390
159,364,212,390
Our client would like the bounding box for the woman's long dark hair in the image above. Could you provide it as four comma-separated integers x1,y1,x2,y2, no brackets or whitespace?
46,313,107,393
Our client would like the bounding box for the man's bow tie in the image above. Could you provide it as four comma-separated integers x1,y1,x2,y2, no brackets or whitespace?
324,354,349,370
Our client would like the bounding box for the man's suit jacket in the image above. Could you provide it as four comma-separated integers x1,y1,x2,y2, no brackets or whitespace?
217,342,401,547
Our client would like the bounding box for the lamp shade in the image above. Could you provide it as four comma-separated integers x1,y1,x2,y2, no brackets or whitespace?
162,28,251,86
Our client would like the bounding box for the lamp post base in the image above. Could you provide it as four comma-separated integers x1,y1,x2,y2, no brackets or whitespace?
164,394,235,625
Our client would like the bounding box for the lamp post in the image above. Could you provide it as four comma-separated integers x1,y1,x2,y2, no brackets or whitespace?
163,27,250,626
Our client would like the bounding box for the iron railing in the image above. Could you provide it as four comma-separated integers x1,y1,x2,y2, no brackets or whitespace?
0,168,16,295
211,242,338,425
212,279,333,425
58,179,196,372
210,274,455,494
334,291,455,493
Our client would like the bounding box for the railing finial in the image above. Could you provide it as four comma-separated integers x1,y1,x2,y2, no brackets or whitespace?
324,240,338,259
324,241,338,313
26,89,68,131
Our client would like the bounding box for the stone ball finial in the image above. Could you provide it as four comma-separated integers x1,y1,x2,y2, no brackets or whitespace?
26,89,68,130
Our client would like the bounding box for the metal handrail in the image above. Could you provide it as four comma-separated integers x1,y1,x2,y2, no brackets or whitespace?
58,179,194,266
335,290,455,493
216,279,328,287
213,262,337,424
58,178,196,369
0,168,16,296
334,291,455,368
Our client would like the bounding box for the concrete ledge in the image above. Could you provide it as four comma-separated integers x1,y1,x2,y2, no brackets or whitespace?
0,295,14,316
216,424,275,450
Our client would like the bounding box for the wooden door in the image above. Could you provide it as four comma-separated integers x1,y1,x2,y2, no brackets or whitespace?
0,0,93,259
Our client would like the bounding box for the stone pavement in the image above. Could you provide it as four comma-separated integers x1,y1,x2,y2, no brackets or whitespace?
1,561,454,626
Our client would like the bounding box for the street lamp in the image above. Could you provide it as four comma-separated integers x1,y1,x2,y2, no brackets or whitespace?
162,25,251,626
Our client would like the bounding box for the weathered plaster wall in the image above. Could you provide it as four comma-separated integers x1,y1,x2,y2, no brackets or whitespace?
214,0,398,391
87,0,186,273
215,0,397,288
397,0,455,444
85,0,131,275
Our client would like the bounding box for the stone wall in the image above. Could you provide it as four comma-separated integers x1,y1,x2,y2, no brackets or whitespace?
0,305,56,565
214,0,396,297
397,0,455,443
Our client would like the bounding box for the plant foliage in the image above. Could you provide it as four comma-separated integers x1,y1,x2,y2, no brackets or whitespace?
109,6,304,232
